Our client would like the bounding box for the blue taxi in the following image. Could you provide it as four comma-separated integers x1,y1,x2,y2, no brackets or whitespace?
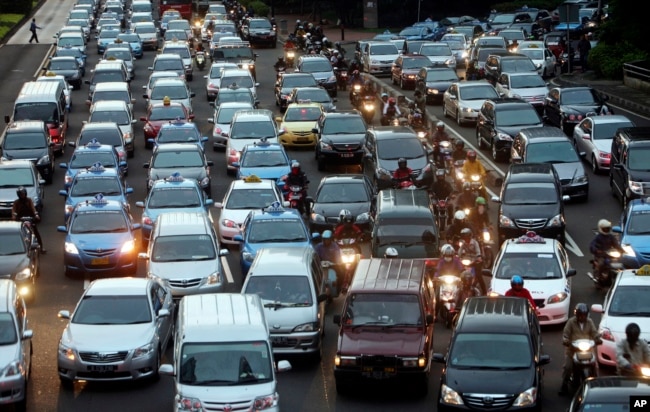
59,139,127,189
234,202,318,276
59,163,133,221
615,196,650,269
57,194,141,278
135,172,214,246
147,120,208,151
234,139,291,188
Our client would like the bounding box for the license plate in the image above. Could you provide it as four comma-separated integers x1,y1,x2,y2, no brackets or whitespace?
91,257,109,265
88,365,117,372
339,153,354,158
272,337,288,344
361,367,395,379
296,137,310,142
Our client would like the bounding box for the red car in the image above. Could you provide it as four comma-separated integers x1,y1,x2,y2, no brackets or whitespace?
391,54,434,90
140,98,194,149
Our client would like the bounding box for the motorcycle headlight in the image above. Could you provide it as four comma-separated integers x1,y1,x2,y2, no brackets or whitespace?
310,213,326,223
622,244,636,258
440,384,464,405
629,180,644,195
15,267,31,281
133,343,154,359
546,214,564,227
499,214,515,228
242,250,256,262
206,272,222,285
64,242,79,255
513,386,537,407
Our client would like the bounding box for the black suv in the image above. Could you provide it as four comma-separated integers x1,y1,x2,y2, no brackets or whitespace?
610,127,650,208
476,98,543,162
492,163,568,245
211,41,258,80
434,296,549,412
484,53,537,80
296,55,337,96
240,17,277,48
543,86,612,135
0,121,54,184
313,111,367,171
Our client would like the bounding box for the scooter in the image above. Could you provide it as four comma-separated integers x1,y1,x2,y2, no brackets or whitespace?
434,197,451,232
480,227,495,268
349,82,363,108
437,274,461,328
284,48,296,67
361,95,376,124
569,339,598,390
321,260,340,302
337,237,361,293
587,249,623,288
195,51,206,70
285,184,308,215
334,67,348,91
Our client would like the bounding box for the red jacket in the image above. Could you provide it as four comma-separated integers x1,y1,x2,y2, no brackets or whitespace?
505,288,537,310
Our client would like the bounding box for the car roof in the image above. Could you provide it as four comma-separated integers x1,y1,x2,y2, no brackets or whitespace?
615,268,650,287
0,159,36,169
74,198,124,212
587,115,634,124
230,178,278,190
371,126,419,139
506,163,557,183
350,258,426,293
91,100,129,110
75,166,120,179
457,297,532,333
82,122,120,130
250,206,301,220
0,221,24,233
151,175,200,189
151,78,187,86
457,80,494,88
248,247,313,277
86,278,149,296
582,377,650,401
518,126,567,139
93,81,130,91
499,232,559,253
154,143,202,152
319,174,367,185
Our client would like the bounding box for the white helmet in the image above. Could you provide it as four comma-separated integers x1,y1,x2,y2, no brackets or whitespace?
598,219,612,234
333,49,339,55
436,121,445,129
296,19,301,23
454,210,466,221
322,36,328,43
385,247,399,258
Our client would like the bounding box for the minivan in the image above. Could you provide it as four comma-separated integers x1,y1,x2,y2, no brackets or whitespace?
0,120,54,183
610,127,650,208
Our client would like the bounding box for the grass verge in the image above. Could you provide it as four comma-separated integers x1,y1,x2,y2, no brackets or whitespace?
0,14,24,41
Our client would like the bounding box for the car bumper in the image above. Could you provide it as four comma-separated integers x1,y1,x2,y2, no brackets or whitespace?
438,401,540,412
58,348,158,382
63,252,137,277
317,150,364,165
270,331,321,355
536,300,570,325
142,38,158,50
334,367,428,384
596,340,617,366
219,225,241,245
310,220,370,234
0,374,27,404
280,132,317,147
621,252,650,269
457,109,479,122
561,182,589,199
206,88,219,100
250,35,276,44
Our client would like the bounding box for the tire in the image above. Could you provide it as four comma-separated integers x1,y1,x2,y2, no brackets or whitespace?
456,108,462,126
400,77,404,89
150,349,161,383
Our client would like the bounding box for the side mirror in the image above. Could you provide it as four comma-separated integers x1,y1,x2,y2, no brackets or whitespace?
230,161,240,168
143,163,150,169
57,226,67,233
125,187,134,195
582,133,591,140
562,195,570,202
140,116,147,121
207,160,214,166
538,354,551,366
591,304,604,313
159,364,174,376
22,330,33,340
157,309,170,318
612,225,623,233
58,190,68,197
190,92,195,98
613,163,624,170
132,223,142,230
432,353,446,364
207,118,214,124
491,196,501,203
137,252,149,260
135,201,145,208
311,128,318,133
317,293,328,303
511,155,522,164
59,163,68,169
425,313,434,325
58,310,71,319
277,360,292,372
219,249,229,257
213,202,223,209
566,268,577,277
233,234,244,242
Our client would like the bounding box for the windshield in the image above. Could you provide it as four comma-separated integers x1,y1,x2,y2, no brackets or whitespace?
168,21,190,30
343,293,422,326
301,60,333,73
245,275,312,305
377,138,424,160
518,49,543,60
4,132,46,150
501,31,525,41
14,102,58,123
403,58,428,69
69,152,117,169
0,313,17,345
0,233,26,255
230,121,275,140
501,59,537,73
151,85,188,100
212,48,254,60
119,35,140,43
90,110,129,125
399,27,422,36
105,50,132,61
250,20,272,29
495,252,562,279
526,141,578,163
375,224,437,251
93,91,129,104
370,44,398,55
217,106,246,123
625,212,650,235
153,59,184,71
248,220,307,243
58,37,84,47
628,147,650,171
593,121,633,139
151,234,216,261
165,47,191,59
426,69,457,82
450,333,532,368
460,85,499,101
222,75,253,88
99,30,120,40
50,60,77,70
608,285,650,316
283,76,317,88
453,27,475,38
93,71,126,83
152,150,204,167
147,187,201,208
225,189,277,209
72,295,151,324
71,177,122,196
0,168,35,187
241,150,287,168
316,183,368,203
561,89,599,105
419,45,451,56
136,25,156,34
209,64,238,79
180,341,273,386
503,182,558,205
492,14,514,24
322,117,365,134
70,210,129,233
296,89,329,103
80,129,122,147
284,106,321,122
149,105,186,120
510,74,546,88
217,91,254,105
56,48,83,58
157,127,200,143
495,107,540,127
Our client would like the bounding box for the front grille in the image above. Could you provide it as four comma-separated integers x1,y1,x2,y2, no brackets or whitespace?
360,355,397,368
169,277,202,288
515,218,547,229
463,393,515,409
201,400,253,412
79,351,128,363
332,143,361,151
83,248,116,257
292,131,313,137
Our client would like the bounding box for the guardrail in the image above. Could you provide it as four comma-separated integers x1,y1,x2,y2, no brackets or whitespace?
623,60,650,82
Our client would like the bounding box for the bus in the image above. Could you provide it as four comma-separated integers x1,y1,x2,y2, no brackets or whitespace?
159,0,192,21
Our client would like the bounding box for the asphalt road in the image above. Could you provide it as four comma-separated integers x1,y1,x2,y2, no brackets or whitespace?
2,8,650,412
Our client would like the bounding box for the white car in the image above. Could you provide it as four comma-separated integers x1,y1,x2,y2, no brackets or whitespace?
207,101,254,150
517,47,557,78
204,62,238,101
147,77,194,114
87,100,136,154
418,42,456,68
142,71,179,103
220,68,259,101
486,232,576,325
36,74,72,111
442,80,500,125
591,266,650,367
215,177,286,244
362,41,400,76
225,110,280,174
499,72,549,111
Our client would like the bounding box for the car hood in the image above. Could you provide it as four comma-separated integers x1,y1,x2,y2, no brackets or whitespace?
144,206,208,224
51,69,79,77
282,120,318,133
149,259,219,279
551,161,585,182
370,53,399,62
262,303,316,333
311,202,370,221
150,166,206,181
425,80,453,90
627,169,650,182
229,137,278,152
458,99,486,111
496,122,543,138
509,86,548,99
490,277,568,298
561,104,605,116
0,255,30,275
307,71,334,81
500,203,560,220
591,139,611,154
179,381,277,403
338,327,424,356
2,147,48,162
378,156,428,173
0,345,20,369
221,208,256,226
238,166,289,181
444,365,534,394
68,232,134,250
320,133,365,146
63,323,153,351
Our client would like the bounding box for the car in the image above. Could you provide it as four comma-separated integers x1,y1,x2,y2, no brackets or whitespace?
572,114,635,173
87,81,135,112
117,32,144,58
0,160,44,219
398,25,436,40
135,173,214,246
103,46,135,80
391,54,434,90
211,83,258,113
84,60,130,101
145,77,195,114
276,102,323,148
219,68,258,102
210,40,258,80
0,121,54,184
415,67,459,104
167,19,193,41
129,12,154,27
59,164,133,222
160,40,194,80
56,277,173,387
56,32,86,55
59,139,127,189
45,56,83,89
64,19,91,41
240,17,277,47
511,126,589,201
616,197,650,269
149,120,207,151
568,376,650,411
140,98,194,149
473,36,508,50
56,196,141,278
0,221,40,302
362,41,400,76
132,21,160,51
202,18,237,43
215,176,287,245
591,266,650,368
52,46,86,77
488,11,533,31
484,53,537,80
225,109,281,174
160,10,181,32
72,121,130,163
544,86,613,135
148,53,186,79
499,28,527,47
313,111,368,171
96,29,121,54
234,202,316,275
296,55,337,96
476,97,543,162
453,24,485,41
470,47,509,71
516,46,557,77
609,127,650,209
363,126,434,191
485,231,576,325
235,141,291,185
287,86,336,113
443,81,500,126
144,143,213,197
36,73,73,113
498,72,549,112
203,62,238,101
207,101,254,151
308,174,374,234
88,100,136,157
141,71,179,103
274,73,319,112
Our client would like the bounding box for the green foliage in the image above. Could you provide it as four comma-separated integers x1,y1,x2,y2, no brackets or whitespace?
0,0,32,14
250,0,269,17
588,42,649,79
0,13,23,40
491,0,563,12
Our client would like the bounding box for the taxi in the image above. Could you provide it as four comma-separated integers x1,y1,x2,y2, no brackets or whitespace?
140,97,194,148
591,265,650,367
233,201,317,276
135,172,214,246
59,163,133,222
276,102,323,147
56,194,141,278
148,120,208,151
59,139,127,189
234,139,291,187
615,197,650,269
485,231,577,325
215,175,286,245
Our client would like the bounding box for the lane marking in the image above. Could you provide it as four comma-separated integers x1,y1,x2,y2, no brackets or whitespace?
33,44,55,78
564,233,584,257
222,256,234,284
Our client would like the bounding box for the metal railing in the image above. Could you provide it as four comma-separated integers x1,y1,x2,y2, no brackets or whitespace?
623,60,650,82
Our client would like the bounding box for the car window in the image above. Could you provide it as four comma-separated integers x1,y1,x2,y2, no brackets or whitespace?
316,183,368,203
71,177,121,196
153,150,204,167
607,285,650,315
526,141,579,163
248,220,307,242
343,293,422,325
244,275,312,305
3,132,46,150
152,234,216,262
148,188,201,208
495,252,563,279
0,313,17,344
503,182,558,205
72,295,152,324
225,188,277,209
376,138,425,160
450,333,532,368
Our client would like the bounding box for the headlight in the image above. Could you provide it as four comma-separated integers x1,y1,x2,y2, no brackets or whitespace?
253,393,279,410
65,204,74,216
513,386,537,406
15,267,31,281
64,242,79,255
1,361,22,377
496,132,513,141
427,88,439,94
499,214,515,227
535,63,542,69
200,176,210,187
293,322,319,332
311,213,326,223
461,51,468,58
547,292,568,304
335,355,357,366
629,180,644,195
242,250,255,262
179,396,202,411
402,356,427,367
573,175,588,184
547,214,564,227
461,106,473,113
133,343,154,359
59,344,75,361
622,244,636,257
328,75,336,82
121,239,135,254
221,219,238,228
370,60,379,65
37,155,51,165
440,384,464,405
206,272,222,285
123,132,133,142
319,141,332,150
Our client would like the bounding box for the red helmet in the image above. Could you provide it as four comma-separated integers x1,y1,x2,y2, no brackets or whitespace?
467,150,477,160
388,97,396,105
291,161,301,174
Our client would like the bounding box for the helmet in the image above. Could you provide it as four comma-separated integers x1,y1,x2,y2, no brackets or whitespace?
322,230,333,240
511,275,524,288
277,56,284,61
352,70,359,76
475,196,486,206
398,157,407,168
625,322,641,342
455,140,465,149
574,303,588,318
335,41,341,48
454,210,466,221
381,92,388,98
291,161,301,174
16,186,27,198
296,19,301,23
436,121,444,129
441,244,455,257
322,36,328,43
460,227,473,238
467,150,477,160
598,219,612,234
385,247,399,258
461,270,474,283
436,168,446,178
332,49,339,55
339,209,353,223
388,97,396,105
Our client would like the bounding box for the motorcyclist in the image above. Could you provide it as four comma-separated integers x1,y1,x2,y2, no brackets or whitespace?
380,92,389,110
589,219,624,279
392,158,413,185
409,106,425,130
431,121,452,165
333,209,363,240
334,41,346,57
456,269,481,308
432,169,454,200
12,187,45,253
559,303,601,395
381,97,401,125
293,19,302,35
434,244,464,317
505,275,537,311
413,90,427,116
284,34,297,50
616,322,650,377
333,54,348,71
348,53,362,73
460,150,489,200
458,228,484,291
455,182,477,213
384,247,399,259
330,49,340,65
207,18,215,34
451,139,466,162
469,196,491,235
466,59,480,80
283,162,309,213
446,210,472,245
315,230,343,287
273,56,287,71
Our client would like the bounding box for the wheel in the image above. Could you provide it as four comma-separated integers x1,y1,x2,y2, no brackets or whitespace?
400,77,404,89
456,108,462,126
443,102,451,118
591,155,600,174
128,150,134,159
150,349,161,382
477,129,486,149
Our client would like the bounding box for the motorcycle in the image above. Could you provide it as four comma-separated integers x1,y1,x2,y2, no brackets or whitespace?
436,140,453,171
284,184,307,215
361,95,376,124
334,67,348,91
284,48,296,67
437,274,461,328
434,197,451,232
452,159,465,189
321,260,340,302
460,257,483,295
195,51,206,70
349,82,363,108
587,248,623,288
336,237,362,293
569,339,598,390
480,227,494,268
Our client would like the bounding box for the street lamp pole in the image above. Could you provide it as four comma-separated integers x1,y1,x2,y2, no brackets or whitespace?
417,0,421,22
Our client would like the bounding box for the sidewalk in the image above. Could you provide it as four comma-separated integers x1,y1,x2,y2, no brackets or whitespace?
275,13,650,119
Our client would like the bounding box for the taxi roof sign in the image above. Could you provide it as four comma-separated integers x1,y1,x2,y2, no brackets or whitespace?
243,175,262,183
88,193,108,205
254,137,270,146
87,162,105,172
86,138,102,148
263,201,284,213
515,231,546,244
636,265,650,276
166,172,184,182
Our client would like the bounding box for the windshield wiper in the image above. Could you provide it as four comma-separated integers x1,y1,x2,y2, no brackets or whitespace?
192,379,236,386
259,237,306,243
351,321,391,330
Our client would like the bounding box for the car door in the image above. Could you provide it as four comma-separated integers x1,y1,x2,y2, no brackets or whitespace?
476,101,493,147
15,297,31,377
151,282,173,350
310,255,326,330
444,83,458,116
544,88,561,127
573,118,593,158
616,144,631,199
543,48,556,74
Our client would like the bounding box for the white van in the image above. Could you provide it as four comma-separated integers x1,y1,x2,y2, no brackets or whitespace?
160,293,290,411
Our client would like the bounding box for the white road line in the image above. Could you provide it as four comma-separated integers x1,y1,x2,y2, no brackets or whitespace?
608,102,650,121
222,256,234,284
564,233,584,257
33,44,55,78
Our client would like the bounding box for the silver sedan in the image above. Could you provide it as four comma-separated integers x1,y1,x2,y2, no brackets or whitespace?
442,81,500,126
57,278,174,388
572,114,635,174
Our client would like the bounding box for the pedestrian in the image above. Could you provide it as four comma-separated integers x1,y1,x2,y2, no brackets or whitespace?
29,18,41,43
578,34,591,72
